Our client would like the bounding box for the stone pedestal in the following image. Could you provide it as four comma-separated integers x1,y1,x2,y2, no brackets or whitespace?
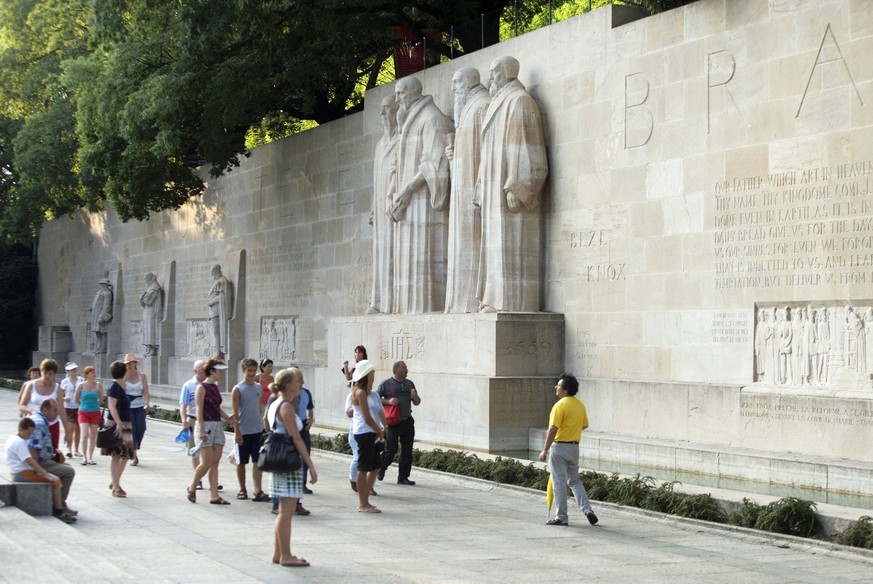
326,312,564,452
140,355,169,388
65,352,110,379
32,326,73,367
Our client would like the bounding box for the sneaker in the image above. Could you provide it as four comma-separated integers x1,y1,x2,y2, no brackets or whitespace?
586,512,599,525
62,507,79,517
302,487,313,495
546,518,568,526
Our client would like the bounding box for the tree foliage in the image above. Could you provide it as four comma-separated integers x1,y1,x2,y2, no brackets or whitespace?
0,0,693,243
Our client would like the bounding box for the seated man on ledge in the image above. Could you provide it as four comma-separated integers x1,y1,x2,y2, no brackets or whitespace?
5,417,76,523
27,399,77,520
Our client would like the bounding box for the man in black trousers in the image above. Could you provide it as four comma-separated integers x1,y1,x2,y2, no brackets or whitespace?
377,361,421,485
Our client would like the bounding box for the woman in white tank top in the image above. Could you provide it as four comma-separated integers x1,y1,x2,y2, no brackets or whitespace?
350,360,386,513
19,358,67,450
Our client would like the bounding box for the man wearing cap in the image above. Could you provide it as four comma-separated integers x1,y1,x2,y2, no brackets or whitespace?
60,362,84,458
377,360,421,485
538,373,598,527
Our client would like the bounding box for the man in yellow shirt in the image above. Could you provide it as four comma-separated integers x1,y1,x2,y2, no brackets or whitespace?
538,373,598,526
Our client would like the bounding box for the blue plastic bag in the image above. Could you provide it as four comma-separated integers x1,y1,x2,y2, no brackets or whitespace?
175,428,191,444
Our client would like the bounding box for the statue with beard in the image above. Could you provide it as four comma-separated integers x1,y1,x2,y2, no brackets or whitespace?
139,272,162,356
476,56,548,313
389,76,453,314
206,264,232,358
444,67,491,314
367,96,400,315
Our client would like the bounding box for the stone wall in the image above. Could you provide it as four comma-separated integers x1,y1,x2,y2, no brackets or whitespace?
36,0,873,480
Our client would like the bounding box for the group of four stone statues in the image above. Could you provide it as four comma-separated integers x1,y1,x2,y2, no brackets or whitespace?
368,55,549,315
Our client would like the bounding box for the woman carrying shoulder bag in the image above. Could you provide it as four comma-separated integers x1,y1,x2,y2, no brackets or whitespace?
266,367,317,568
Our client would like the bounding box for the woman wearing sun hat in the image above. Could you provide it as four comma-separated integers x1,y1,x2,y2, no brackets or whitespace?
350,359,386,513
187,358,236,505
122,353,150,466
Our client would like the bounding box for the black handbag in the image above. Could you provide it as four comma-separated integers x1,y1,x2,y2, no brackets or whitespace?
257,401,302,473
96,410,119,449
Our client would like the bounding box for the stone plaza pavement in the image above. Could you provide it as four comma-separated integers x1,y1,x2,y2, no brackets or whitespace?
2,389,872,584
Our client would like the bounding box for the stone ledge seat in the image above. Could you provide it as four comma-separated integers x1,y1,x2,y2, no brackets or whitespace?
0,473,53,516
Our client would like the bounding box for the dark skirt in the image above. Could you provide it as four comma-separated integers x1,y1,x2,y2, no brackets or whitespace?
101,421,136,459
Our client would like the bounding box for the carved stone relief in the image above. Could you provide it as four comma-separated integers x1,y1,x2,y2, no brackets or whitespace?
187,319,216,359
753,303,873,388
259,317,297,362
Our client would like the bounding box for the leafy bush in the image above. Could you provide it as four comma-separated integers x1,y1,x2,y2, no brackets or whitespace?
836,516,873,549
642,480,682,514
674,493,727,523
729,498,763,528
753,497,819,537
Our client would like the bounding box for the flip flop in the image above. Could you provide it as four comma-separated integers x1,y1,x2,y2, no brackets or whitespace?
281,559,310,567
210,497,231,505
112,489,127,498
81,460,88,465
357,506,381,513
237,490,248,500
88,461,97,465
187,488,196,503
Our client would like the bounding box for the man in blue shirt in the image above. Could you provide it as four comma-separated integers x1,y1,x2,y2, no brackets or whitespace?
29,399,77,517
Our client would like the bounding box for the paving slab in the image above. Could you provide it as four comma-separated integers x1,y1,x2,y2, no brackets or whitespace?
2,389,872,583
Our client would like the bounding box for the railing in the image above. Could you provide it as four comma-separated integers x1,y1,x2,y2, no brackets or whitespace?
397,0,634,74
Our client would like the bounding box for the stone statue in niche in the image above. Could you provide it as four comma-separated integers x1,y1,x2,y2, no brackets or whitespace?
89,278,113,354
367,96,400,315
476,56,549,313
139,271,162,356
206,264,232,358
389,76,453,314
445,67,490,314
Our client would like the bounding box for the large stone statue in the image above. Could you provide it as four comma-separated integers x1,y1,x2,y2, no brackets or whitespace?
389,76,453,314
139,272,162,356
477,56,549,313
444,67,490,314
206,264,232,358
366,96,400,315
89,279,113,354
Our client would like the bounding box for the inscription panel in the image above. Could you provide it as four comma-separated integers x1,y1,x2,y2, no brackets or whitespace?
247,247,316,312
740,397,873,428
714,163,873,290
